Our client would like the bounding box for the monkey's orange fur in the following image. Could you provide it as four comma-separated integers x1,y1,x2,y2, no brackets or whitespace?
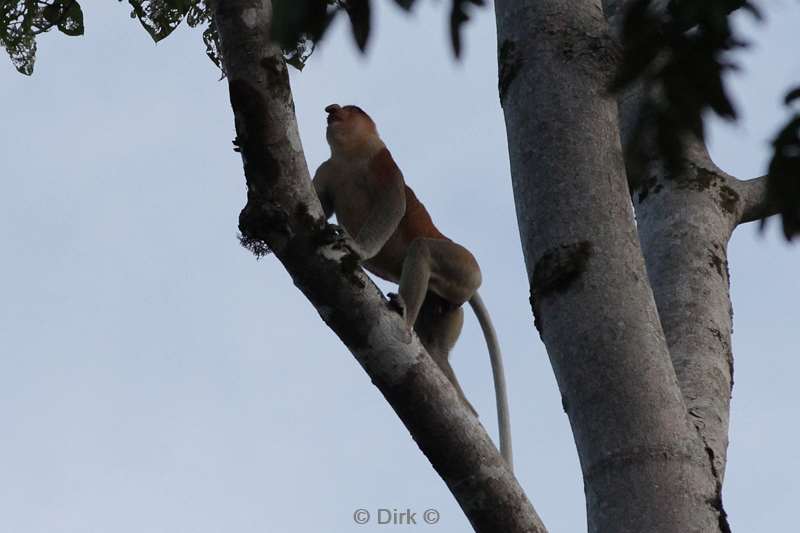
314,104,480,308
312,104,513,468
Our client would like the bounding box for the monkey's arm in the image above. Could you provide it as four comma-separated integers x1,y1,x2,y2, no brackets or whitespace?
312,161,335,220
353,148,406,260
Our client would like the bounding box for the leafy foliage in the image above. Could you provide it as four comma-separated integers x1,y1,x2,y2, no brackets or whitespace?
128,0,194,42
125,0,484,70
3,0,484,75
272,0,484,60
271,0,340,69
764,88,800,240
615,1,800,240
1,0,85,75
126,1,224,69
612,0,761,172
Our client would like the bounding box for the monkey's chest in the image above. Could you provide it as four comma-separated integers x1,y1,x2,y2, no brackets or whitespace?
332,175,374,236
331,173,405,282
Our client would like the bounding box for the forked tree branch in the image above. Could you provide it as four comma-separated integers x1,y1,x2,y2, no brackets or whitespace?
496,0,730,530
210,1,547,531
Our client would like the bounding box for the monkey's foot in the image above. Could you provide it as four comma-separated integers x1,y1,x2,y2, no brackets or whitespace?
387,293,406,319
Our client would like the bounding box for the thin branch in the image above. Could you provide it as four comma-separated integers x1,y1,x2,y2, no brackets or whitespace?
732,175,779,225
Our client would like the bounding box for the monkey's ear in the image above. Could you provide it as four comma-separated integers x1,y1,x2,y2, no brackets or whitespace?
325,104,342,113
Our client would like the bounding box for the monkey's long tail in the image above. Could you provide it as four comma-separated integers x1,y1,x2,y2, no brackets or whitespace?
469,292,513,471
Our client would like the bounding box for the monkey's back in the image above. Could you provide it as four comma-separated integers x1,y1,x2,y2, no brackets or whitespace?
399,186,446,242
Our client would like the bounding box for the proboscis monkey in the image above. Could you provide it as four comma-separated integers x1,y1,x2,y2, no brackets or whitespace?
313,104,512,469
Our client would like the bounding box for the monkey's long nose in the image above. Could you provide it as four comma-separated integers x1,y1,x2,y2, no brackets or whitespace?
326,104,342,125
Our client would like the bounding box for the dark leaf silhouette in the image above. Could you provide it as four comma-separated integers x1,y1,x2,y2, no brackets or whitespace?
613,0,759,174
785,87,800,105
3,0,483,76
128,0,192,42
450,0,483,58
764,88,800,240
272,0,337,55
344,0,371,51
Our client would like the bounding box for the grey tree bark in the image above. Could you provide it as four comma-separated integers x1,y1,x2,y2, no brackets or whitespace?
210,1,546,532
494,0,785,531
208,0,782,531
495,0,737,531
607,0,780,521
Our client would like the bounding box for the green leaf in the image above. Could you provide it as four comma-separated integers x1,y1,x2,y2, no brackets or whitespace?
1,1,39,75
8,33,37,75
58,1,85,37
128,0,190,42
202,22,223,72
42,2,62,25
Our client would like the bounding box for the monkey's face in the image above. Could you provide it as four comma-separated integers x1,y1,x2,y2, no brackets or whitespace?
325,104,378,155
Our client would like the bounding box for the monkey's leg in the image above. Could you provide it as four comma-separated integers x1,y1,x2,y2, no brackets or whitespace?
415,293,477,416
398,238,482,327
416,292,463,372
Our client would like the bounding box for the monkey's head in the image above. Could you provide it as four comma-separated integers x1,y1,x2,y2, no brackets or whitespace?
325,104,381,157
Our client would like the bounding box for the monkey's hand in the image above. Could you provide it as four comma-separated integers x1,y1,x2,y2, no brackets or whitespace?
321,225,370,262
318,224,346,246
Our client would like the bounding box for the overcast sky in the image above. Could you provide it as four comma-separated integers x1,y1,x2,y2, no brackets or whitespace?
1,2,798,532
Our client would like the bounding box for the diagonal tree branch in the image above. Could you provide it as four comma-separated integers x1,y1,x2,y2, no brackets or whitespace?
210,1,547,531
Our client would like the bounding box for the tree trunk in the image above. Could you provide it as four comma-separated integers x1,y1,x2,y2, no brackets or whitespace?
495,0,726,530
606,1,749,526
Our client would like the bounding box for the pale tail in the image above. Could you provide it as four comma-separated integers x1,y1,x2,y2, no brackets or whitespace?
469,292,513,471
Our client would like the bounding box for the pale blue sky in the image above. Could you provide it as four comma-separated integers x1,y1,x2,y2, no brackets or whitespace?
1,2,797,532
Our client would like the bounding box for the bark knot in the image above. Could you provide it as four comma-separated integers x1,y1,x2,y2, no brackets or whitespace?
676,167,740,216
530,241,593,333
707,247,726,279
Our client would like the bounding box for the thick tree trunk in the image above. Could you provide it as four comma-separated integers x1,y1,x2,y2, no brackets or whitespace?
605,1,743,526
495,0,725,531
211,1,546,531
